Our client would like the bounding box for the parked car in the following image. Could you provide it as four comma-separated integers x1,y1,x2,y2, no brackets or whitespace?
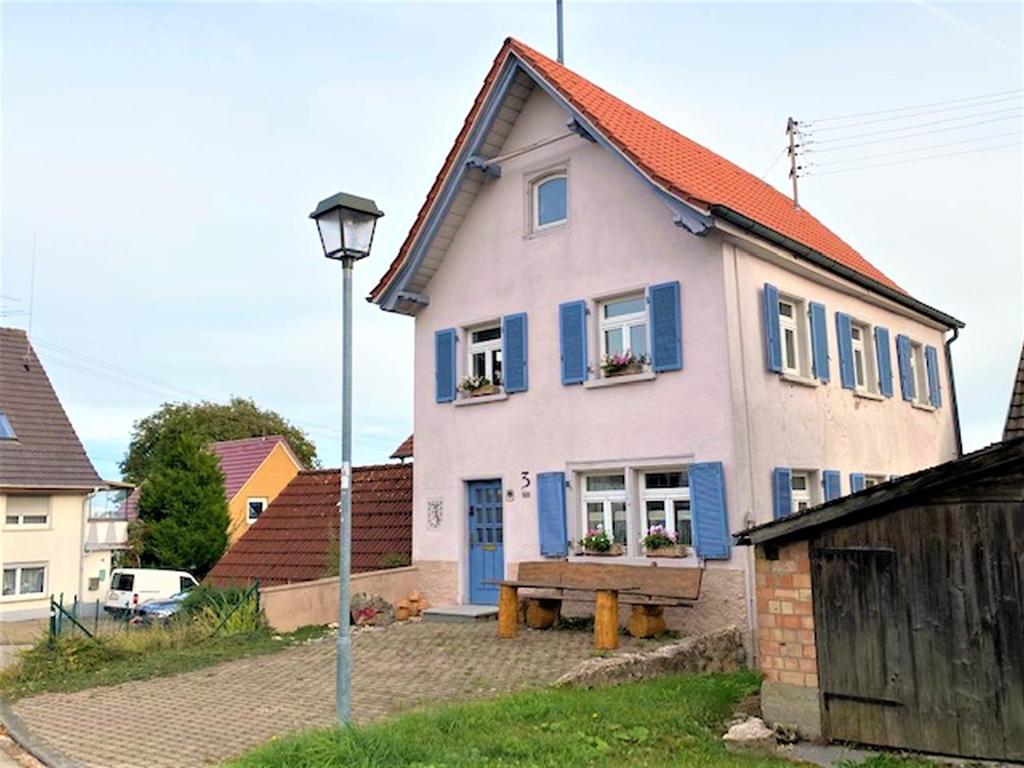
134,591,190,624
104,568,198,616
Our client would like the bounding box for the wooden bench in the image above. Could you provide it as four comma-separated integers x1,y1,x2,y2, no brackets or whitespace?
495,561,702,650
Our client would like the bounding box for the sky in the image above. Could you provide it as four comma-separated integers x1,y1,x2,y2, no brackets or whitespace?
2,1,1022,480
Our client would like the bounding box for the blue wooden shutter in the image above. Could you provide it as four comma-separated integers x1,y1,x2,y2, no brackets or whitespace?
502,313,528,394
648,281,682,372
772,467,792,520
559,300,588,385
690,462,730,560
875,326,893,398
763,283,782,373
925,345,942,407
822,470,841,501
896,334,913,401
809,302,830,383
835,312,855,389
434,328,457,403
536,472,567,557
850,473,866,493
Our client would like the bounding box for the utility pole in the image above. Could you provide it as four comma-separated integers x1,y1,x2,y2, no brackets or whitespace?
786,117,800,210
556,0,564,64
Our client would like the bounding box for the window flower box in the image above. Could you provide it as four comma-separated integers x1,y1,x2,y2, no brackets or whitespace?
459,376,500,398
579,528,623,556
601,352,649,378
645,544,687,558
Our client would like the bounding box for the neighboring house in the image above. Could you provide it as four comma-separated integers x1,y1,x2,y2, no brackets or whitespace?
390,434,413,463
206,459,413,587
126,435,304,544
0,327,129,621
368,38,961,632
735,435,1023,758
1004,341,1024,441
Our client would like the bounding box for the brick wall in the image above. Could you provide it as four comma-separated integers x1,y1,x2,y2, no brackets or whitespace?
755,540,818,688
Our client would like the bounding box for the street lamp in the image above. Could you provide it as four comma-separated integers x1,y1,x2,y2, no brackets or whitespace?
310,191,384,724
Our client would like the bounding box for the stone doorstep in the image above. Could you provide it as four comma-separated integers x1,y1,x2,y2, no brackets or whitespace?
422,605,499,622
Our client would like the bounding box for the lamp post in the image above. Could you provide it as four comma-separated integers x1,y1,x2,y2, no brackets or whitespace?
309,191,384,724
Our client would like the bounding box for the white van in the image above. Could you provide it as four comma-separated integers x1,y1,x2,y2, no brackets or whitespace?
103,569,198,615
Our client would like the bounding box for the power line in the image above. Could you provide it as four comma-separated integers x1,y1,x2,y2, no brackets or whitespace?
804,141,1021,177
802,87,1024,125
804,115,1024,153
803,106,1023,140
759,146,788,180
805,130,1024,167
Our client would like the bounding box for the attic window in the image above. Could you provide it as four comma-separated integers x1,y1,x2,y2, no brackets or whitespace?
0,413,14,440
532,172,567,231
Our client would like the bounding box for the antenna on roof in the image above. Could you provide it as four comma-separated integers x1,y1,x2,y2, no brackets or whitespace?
556,0,564,64
23,234,37,367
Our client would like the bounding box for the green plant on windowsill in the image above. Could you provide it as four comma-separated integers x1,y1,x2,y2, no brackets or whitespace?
458,375,500,397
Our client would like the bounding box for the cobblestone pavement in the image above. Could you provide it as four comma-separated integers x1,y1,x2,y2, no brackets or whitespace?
9,621,669,768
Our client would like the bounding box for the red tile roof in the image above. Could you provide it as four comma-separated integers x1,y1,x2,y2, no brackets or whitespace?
0,328,102,488
124,435,299,520
206,463,413,587
390,434,413,460
370,37,903,302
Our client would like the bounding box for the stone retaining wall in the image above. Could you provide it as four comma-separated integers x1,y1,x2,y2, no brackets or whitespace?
555,626,747,687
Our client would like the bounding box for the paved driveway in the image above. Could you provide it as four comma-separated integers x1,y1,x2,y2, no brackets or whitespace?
9,621,666,768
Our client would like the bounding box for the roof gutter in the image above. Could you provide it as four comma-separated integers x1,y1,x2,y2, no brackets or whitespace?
710,205,964,330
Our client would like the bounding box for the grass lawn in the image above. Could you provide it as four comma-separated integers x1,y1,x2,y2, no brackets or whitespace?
229,671,796,768
0,624,328,701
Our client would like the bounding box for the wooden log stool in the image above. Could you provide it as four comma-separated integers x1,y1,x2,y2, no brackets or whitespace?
627,604,667,638
524,597,561,629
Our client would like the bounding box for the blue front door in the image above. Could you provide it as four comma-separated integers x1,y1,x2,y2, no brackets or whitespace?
468,480,504,605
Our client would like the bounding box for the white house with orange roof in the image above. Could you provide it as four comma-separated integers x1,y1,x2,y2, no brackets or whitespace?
370,38,962,637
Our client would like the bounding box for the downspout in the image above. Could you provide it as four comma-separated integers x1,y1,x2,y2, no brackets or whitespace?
945,327,964,457
79,486,101,607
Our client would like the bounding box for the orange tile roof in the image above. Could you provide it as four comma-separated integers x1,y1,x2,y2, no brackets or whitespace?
370,37,903,302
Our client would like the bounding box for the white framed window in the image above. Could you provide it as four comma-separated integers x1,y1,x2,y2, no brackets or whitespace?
246,498,268,524
791,471,816,514
599,295,648,365
863,475,887,488
581,473,627,546
640,470,692,546
4,496,49,527
850,321,878,393
466,324,503,386
2,563,46,598
531,172,567,231
778,295,811,377
909,341,929,405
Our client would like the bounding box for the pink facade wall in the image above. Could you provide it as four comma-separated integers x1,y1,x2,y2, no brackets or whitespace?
408,85,958,611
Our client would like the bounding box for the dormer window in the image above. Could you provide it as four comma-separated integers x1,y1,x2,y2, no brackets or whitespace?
0,412,15,440
531,172,567,231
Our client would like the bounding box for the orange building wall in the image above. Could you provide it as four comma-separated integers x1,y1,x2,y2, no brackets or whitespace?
227,443,302,544
755,540,818,688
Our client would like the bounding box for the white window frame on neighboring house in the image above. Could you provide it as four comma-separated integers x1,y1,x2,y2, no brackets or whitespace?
246,497,268,524
598,294,649,370
530,171,568,232
778,295,811,378
3,495,50,528
466,323,503,387
850,320,878,394
791,470,817,514
639,470,692,547
1,563,47,599
580,473,628,547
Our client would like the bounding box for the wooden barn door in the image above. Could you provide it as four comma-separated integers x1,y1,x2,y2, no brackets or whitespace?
812,503,1024,761
812,546,906,746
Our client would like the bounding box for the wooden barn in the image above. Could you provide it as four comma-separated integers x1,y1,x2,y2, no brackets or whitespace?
736,434,1024,761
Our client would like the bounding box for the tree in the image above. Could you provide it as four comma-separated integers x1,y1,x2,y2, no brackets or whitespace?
121,397,318,484
137,432,230,577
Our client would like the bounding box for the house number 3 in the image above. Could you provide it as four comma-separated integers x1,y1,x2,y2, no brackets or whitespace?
521,471,531,499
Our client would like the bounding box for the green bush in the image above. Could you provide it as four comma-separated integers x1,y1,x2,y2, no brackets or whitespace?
181,583,264,635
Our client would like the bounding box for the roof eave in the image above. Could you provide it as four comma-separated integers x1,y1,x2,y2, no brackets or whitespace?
711,205,964,330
